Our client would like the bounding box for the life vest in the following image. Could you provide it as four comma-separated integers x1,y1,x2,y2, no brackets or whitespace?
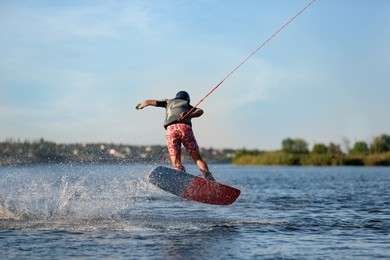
163,99,192,128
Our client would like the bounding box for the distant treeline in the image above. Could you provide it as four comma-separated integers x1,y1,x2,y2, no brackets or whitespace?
233,134,390,166
2,134,390,167
0,138,234,167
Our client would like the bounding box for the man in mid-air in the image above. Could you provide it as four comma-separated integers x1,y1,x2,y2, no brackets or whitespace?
136,91,215,181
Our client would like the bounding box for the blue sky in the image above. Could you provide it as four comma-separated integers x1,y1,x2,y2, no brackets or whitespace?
1,0,389,150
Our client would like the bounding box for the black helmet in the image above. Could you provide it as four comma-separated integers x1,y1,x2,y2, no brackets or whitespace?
175,91,190,102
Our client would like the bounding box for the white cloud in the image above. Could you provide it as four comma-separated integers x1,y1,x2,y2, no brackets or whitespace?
1,0,390,149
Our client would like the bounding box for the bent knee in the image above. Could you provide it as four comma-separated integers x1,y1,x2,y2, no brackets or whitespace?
189,150,202,161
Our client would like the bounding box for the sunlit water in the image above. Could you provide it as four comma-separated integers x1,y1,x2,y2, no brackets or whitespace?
1,164,389,259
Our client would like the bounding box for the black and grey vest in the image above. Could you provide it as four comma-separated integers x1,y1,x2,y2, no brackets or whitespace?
163,99,192,128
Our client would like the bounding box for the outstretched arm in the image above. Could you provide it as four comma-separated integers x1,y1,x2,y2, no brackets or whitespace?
136,100,157,110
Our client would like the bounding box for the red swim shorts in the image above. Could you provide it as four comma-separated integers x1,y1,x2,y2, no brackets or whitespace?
166,123,199,157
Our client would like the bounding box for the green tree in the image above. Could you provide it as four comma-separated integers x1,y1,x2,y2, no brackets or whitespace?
281,138,309,154
282,138,294,153
328,142,342,155
352,141,369,154
370,134,390,153
295,138,309,153
312,143,328,154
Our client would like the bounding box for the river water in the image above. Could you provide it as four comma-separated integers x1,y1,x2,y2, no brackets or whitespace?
0,164,389,259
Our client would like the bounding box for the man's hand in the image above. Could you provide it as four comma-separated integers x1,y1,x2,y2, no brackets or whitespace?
135,100,158,110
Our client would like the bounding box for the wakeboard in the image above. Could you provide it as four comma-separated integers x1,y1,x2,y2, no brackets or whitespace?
148,166,240,205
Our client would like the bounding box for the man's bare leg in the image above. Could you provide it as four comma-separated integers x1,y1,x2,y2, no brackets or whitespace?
189,150,215,181
169,155,186,172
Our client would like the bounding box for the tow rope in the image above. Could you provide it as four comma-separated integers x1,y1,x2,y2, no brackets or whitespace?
179,0,317,121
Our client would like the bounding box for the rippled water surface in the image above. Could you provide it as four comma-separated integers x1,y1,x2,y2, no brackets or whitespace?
1,164,389,259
